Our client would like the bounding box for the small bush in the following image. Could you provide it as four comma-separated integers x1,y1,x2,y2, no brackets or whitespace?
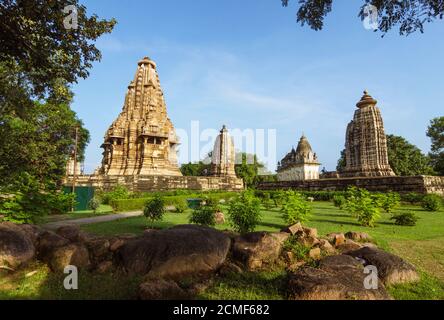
401,192,425,204
391,212,419,226
262,193,273,210
345,187,381,227
228,191,261,234
373,192,401,213
143,196,165,226
283,236,311,260
422,194,442,212
173,198,188,213
101,185,130,204
282,191,312,224
88,197,101,213
332,195,346,209
189,204,217,226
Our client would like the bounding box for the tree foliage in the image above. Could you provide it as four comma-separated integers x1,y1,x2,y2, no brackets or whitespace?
235,153,265,188
427,116,444,175
281,0,444,36
0,0,116,112
228,191,262,234
386,134,435,176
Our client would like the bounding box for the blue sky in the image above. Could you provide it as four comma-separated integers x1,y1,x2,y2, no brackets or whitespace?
73,0,444,173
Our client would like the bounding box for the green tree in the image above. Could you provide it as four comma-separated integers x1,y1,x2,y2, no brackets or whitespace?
228,191,261,234
281,0,444,36
144,196,165,227
0,0,116,112
180,161,211,176
0,101,89,190
282,191,312,224
235,153,265,188
336,149,346,172
386,135,435,176
427,117,444,175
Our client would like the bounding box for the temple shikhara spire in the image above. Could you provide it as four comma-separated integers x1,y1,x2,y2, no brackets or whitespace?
211,125,237,177
277,134,321,181
342,91,395,177
100,57,182,176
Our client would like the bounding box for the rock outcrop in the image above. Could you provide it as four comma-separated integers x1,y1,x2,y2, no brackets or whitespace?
117,225,231,278
0,222,35,269
288,255,391,300
345,247,419,285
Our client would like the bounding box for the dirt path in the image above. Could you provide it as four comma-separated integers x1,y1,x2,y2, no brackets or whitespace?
42,211,143,230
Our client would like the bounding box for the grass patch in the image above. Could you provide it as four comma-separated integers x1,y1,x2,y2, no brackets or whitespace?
388,272,444,300
198,269,287,300
0,261,141,300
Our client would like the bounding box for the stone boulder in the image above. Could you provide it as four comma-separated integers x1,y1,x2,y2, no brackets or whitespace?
232,231,289,270
345,247,419,285
327,233,345,247
317,239,335,254
0,222,35,269
36,230,70,258
117,225,231,278
281,222,303,235
345,232,372,242
288,255,391,300
56,225,81,242
85,238,111,264
139,279,188,300
17,224,43,246
336,239,363,253
46,243,90,272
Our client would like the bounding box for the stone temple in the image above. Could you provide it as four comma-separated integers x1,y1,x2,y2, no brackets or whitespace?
100,57,182,176
211,125,237,177
342,91,395,177
277,135,320,181
65,56,244,192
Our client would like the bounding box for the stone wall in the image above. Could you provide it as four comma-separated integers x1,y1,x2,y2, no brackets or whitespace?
257,176,444,195
65,175,245,192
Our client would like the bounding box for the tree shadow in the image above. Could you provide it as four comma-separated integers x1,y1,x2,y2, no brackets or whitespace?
310,218,361,227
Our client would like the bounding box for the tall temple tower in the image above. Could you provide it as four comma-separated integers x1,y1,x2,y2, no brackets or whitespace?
100,57,182,176
277,135,321,181
211,125,237,177
342,91,395,177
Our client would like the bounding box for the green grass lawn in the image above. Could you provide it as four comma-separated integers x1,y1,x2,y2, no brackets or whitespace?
38,204,114,224
2,201,443,300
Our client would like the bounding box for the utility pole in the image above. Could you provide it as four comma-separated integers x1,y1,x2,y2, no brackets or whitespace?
71,126,79,212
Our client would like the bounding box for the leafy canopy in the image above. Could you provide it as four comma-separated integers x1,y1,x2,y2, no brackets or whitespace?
281,0,444,36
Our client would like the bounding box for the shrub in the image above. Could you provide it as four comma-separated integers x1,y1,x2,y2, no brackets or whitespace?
271,190,285,207
373,192,401,213
143,196,165,226
345,187,381,227
189,204,217,226
390,212,419,226
283,236,311,260
402,192,425,204
88,197,101,213
101,185,130,204
173,198,188,213
282,191,312,224
332,195,346,209
422,194,442,212
228,191,261,234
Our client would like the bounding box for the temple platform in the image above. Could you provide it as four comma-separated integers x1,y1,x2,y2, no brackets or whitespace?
64,174,245,192
257,175,444,195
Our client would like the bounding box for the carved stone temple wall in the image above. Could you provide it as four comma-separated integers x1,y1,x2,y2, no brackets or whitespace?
277,135,321,181
64,57,244,192
341,91,395,177
211,125,237,177
99,57,182,176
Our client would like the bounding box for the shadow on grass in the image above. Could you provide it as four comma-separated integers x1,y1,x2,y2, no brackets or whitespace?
314,212,351,218
257,221,285,230
198,269,287,300
310,218,361,227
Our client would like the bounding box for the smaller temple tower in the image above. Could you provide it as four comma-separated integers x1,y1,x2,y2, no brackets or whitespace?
211,125,237,177
277,135,320,181
342,91,395,177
